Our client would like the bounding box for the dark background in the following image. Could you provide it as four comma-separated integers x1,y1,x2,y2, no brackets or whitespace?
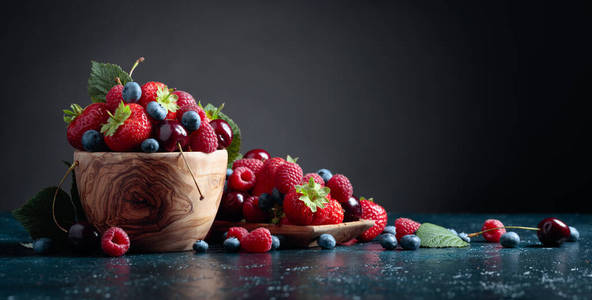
1,0,591,213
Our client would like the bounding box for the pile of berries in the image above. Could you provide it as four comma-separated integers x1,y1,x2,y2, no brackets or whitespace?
217,149,388,243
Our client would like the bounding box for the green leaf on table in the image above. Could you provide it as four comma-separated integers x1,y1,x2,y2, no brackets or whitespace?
415,223,470,248
88,61,132,103
200,102,242,168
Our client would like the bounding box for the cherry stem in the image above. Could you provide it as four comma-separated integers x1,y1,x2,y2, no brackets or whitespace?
467,226,539,238
52,161,79,233
129,57,145,78
177,142,204,200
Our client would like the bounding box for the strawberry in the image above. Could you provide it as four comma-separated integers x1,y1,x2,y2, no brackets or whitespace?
303,173,324,186
358,198,387,242
243,196,271,223
176,103,208,124
394,217,421,242
139,81,178,120
172,90,196,108
100,102,152,151
64,103,110,150
227,227,249,241
252,157,285,196
105,84,124,112
327,174,353,203
188,121,218,153
283,178,330,225
139,81,166,107
241,228,273,253
233,158,264,175
275,161,303,194
311,196,344,225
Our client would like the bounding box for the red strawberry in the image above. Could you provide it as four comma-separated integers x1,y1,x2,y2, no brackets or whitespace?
227,227,249,241
101,102,152,151
105,84,124,112
358,198,387,242
275,162,303,194
176,103,208,124
283,178,330,225
243,196,272,223
139,81,178,119
233,158,264,175
139,81,166,107
252,157,285,196
303,173,324,186
188,121,218,153
482,219,506,243
311,196,344,225
241,227,273,253
229,167,256,191
64,103,110,150
394,217,421,242
172,90,196,108
327,174,353,203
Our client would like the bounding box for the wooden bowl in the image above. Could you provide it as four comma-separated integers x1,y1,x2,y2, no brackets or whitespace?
212,219,375,248
73,150,228,252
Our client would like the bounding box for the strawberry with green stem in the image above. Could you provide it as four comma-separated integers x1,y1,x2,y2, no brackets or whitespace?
283,178,331,225
101,102,152,151
64,103,110,150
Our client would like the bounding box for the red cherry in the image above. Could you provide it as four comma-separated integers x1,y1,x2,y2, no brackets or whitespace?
342,196,362,222
218,191,246,221
155,120,188,152
537,217,570,246
209,119,233,149
244,149,270,161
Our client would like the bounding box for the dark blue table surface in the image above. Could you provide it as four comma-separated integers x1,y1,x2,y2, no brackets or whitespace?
1,212,591,299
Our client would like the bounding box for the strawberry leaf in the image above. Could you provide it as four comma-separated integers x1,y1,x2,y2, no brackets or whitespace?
286,155,299,163
415,223,470,248
101,102,131,136
88,61,132,103
156,87,179,112
295,177,330,213
63,104,84,124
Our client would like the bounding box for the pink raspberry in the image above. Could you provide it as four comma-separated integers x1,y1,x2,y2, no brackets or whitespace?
326,174,353,203
101,227,130,257
241,227,273,253
303,173,325,186
229,167,256,191
227,227,249,241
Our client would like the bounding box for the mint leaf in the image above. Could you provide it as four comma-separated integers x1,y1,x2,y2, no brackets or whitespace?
88,61,132,103
415,223,470,248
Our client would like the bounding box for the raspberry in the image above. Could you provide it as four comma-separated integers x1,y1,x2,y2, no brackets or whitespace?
482,219,506,243
101,227,130,257
394,218,421,242
326,174,353,203
188,121,218,153
229,167,256,191
172,90,196,108
275,162,303,194
243,196,271,223
227,227,249,241
233,158,265,176
241,228,273,253
252,157,285,196
303,173,324,186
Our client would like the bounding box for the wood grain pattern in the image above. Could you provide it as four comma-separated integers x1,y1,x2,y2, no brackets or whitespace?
212,220,375,248
73,150,227,252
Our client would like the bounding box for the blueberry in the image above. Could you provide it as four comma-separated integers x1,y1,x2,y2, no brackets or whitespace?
258,193,275,210
317,169,333,184
122,81,142,103
568,226,580,242
458,232,471,243
271,235,280,250
500,232,520,248
318,234,336,249
380,234,397,250
81,130,106,152
271,188,284,205
146,101,167,121
193,240,208,253
400,234,421,250
223,237,240,252
141,138,159,153
226,168,233,177
448,228,458,235
383,226,396,236
33,238,53,254
223,231,228,239
181,111,201,132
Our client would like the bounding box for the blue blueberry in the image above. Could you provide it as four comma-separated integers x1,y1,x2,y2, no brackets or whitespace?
271,188,284,205
318,233,336,249
448,228,458,235
258,193,275,210
317,169,333,184
568,226,580,242
400,234,421,250
500,232,520,248
271,235,280,250
383,226,396,236
458,232,471,243
193,240,208,253
223,237,240,252
380,233,397,250
33,238,53,254
81,130,106,152
122,82,142,103
146,101,167,121
141,138,159,153
181,111,201,132
226,168,233,177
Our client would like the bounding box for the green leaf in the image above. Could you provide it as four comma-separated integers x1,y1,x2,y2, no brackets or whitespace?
286,155,299,163
156,87,179,112
88,61,132,103
12,187,75,243
63,104,83,124
217,111,241,167
415,223,470,248
294,177,330,213
101,102,131,136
